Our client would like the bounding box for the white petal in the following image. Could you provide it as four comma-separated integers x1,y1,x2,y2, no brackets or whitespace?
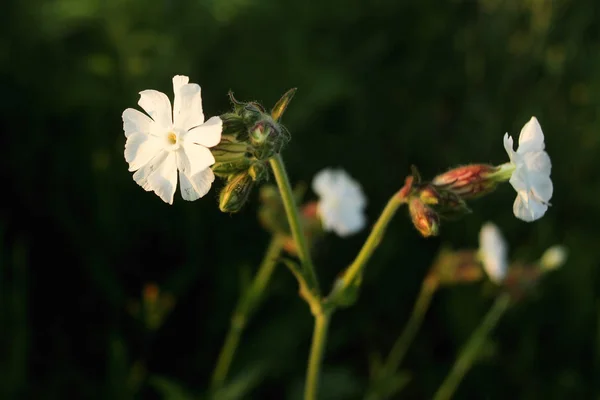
503,133,516,163
175,150,215,201
513,193,548,222
517,116,545,154
173,82,204,131
522,150,551,176
312,168,336,197
146,152,178,204
183,142,215,176
185,116,223,148
530,173,553,203
190,168,215,199
138,90,173,129
133,151,169,191
479,222,508,283
122,108,153,138
124,133,164,172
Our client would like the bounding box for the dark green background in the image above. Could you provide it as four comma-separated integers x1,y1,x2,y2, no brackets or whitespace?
2,0,599,398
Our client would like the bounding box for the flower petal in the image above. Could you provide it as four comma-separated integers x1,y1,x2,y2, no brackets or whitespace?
190,168,215,199
479,222,508,283
173,79,204,131
312,168,336,197
185,116,222,148
175,150,213,201
122,108,153,138
530,173,553,203
146,152,178,204
124,132,164,172
138,90,173,129
513,193,548,222
503,133,516,163
183,142,215,176
522,150,551,176
517,116,545,154
133,150,169,191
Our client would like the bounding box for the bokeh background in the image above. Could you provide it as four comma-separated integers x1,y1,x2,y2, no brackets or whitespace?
2,0,600,398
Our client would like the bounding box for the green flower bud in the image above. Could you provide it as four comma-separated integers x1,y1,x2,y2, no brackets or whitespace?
212,159,252,178
248,161,268,181
211,135,250,163
219,172,255,213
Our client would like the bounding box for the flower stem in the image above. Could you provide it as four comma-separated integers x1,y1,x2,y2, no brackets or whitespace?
341,193,404,288
210,236,285,391
269,154,320,295
304,310,332,400
432,293,511,400
385,276,438,373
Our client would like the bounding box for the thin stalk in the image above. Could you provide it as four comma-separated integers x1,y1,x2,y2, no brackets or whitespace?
211,236,285,390
304,311,332,400
432,293,511,400
385,276,438,373
269,154,320,295
341,194,404,288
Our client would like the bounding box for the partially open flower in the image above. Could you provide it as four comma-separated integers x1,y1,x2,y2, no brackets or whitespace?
503,117,553,222
123,75,222,204
312,168,367,237
479,222,509,284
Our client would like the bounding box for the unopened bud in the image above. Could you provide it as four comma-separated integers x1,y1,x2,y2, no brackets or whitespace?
248,161,268,182
219,172,254,213
431,249,484,285
416,184,471,220
432,164,500,199
540,246,567,271
408,197,440,237
211,135,250,163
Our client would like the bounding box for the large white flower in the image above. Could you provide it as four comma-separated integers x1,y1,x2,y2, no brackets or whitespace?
312,168,367,237
503,116,553,222
122,75,222,204
479,222,508,284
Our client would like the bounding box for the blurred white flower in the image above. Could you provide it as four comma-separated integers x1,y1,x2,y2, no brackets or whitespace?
503,117,553,222
479,222,508,284
123,75,222,204
540,245,568,271
312,168,367,237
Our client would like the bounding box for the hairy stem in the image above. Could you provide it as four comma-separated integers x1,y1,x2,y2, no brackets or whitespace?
269,154,320,295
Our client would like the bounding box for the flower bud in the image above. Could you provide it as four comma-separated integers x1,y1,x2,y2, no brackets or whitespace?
408,197,440,237
219,172,255,213
432,164,500,199
431,249,484,285
539,246,567,271
415,184,471,220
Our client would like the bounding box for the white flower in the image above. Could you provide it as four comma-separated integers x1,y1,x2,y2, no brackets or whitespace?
503,116,553,222
312,168,367,237
479,222,508,284
122,75,222,204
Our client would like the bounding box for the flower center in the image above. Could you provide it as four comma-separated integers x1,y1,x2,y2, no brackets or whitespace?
167,132,177,145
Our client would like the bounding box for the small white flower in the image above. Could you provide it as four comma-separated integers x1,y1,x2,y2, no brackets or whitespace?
479,222,508,284
503,116,553,222
312,168,367,237
122,75,222,204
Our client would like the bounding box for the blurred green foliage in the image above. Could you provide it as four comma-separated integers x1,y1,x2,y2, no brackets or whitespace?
1,0,600,398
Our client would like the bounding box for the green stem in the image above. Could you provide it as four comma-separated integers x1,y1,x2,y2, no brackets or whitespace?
210,236,285,391
304,311,332,400
341,194,404,288
432,293,511,400
385,276,438,373
269,154,320,295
